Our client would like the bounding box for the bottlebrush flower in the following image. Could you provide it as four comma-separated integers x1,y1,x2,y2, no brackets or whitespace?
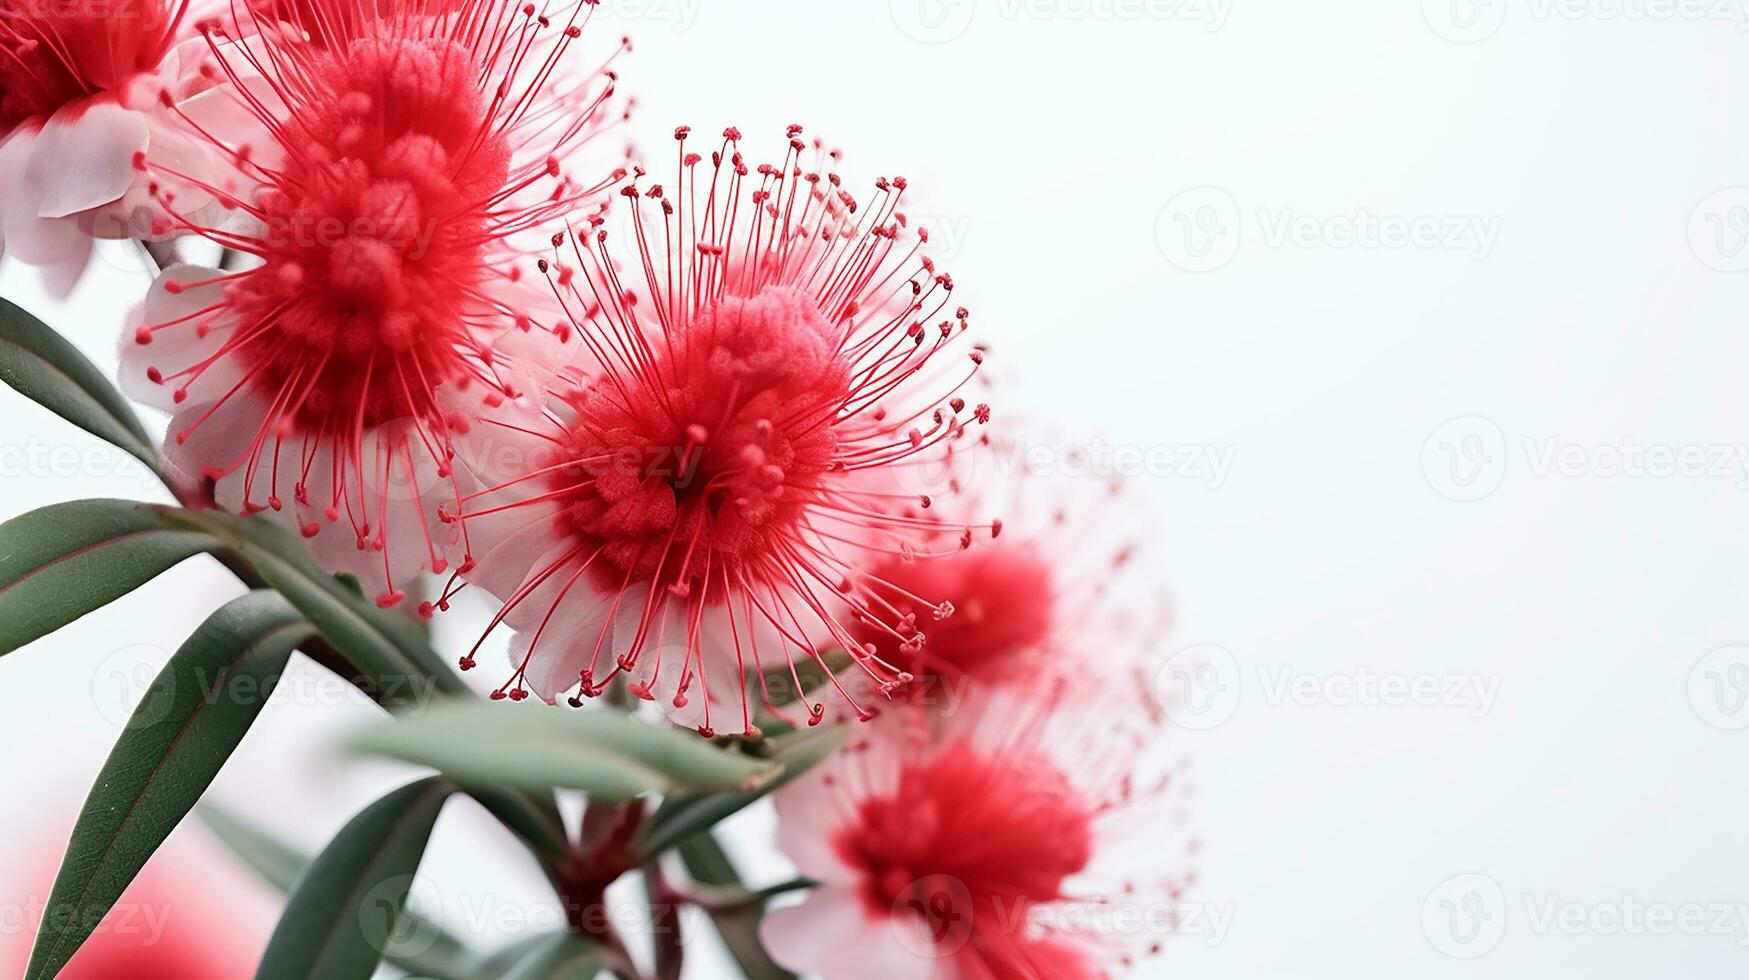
119,0,627,607
443,126,990,735
0,0,229,290
850,433,1172,710
761,686,1195,980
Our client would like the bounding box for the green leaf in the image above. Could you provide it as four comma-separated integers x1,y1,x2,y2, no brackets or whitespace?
500,933,616,980
198,800,478,980
678,834,797,980
636,725,847,861
161,510,571,865
344,702,779,801
161,508,467,708
0,499,215,655
24,592,312,980
196,801,307,893
0,297,161,475
255,778,454,980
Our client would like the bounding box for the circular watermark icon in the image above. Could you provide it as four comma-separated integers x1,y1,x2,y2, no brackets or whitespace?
1688,188,1749,273
1688,645,1749,731
890,0,977,42
1422,415,1507,502
1422,873,1507,958
90,644,174,730
1421,0,1508,43
1156,187,1241,272
891,874,975,959
358,875,445,960
1155,644,1242,730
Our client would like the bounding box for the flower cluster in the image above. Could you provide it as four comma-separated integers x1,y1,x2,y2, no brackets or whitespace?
31,0,1197,974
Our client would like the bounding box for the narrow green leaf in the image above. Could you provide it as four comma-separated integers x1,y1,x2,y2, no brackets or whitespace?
344,702,778,802
255,778,454,980
196,801,307,893
24,592,312,980
500,933,613,980
163,509,571,864
636,725,847,861
0,297,161,474
678,834,797,980
0,499,215,655
197,801,478,980
161,508,467,708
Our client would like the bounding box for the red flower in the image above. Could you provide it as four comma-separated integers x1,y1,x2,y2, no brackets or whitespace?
119,0,627,606
445,126,991,735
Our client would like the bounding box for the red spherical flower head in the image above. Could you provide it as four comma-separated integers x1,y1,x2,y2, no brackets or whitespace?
762,684,1196,980
852,430,1173,709
446,126,991,735
120,0,629,606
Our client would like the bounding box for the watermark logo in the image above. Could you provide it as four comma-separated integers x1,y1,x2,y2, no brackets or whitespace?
892,0,1231,42
1156,187,1242,272
891,0,978,42
891,875,976,958
1422,0,1509,42
1689,188,1749,272
1422,416,1509,502
1424,416,1749,501
1158,189,1503,271
588,0,703,31
1156,644,1243,730
1425,0,1749,43
359,876,445,959
1689,645,1749,730
91,644,173,730
1423,873,1509,958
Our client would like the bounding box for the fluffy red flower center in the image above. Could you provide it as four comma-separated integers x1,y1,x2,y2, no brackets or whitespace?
219,35,510,432
858,545,1055,688
546,284,847,598
834,744,1095,961
0,0,178,130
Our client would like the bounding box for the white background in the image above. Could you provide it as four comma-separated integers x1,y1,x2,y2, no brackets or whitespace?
3,0,1749,977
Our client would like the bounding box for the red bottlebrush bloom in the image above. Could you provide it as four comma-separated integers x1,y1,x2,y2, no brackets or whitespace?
851,434,1172,709
445,126,990,734
119,0,628,606
0,0,222,287
761,686,1195,980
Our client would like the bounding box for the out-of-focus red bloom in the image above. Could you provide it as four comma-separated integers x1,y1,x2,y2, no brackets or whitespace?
762,684,1195,980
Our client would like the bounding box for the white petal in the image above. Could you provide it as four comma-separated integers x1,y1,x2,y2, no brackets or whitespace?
27,102,150,219
35,239,92,299
759,889,870,977
119,263,243,412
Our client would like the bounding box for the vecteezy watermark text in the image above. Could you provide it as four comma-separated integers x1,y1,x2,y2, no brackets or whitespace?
1156,188,1502,272
890,0,1232,43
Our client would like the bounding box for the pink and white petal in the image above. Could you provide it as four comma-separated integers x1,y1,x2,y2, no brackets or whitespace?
161,390,270,508
759,889,870,977
771,773,860,884
301,423,460,598
462,504,568,603
0,128,83,266
27,103,150,219
823,912,944,980
761,890,941,980
34,238,92,299
498,539,604,635
517,591,616,703
121,263,244,411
